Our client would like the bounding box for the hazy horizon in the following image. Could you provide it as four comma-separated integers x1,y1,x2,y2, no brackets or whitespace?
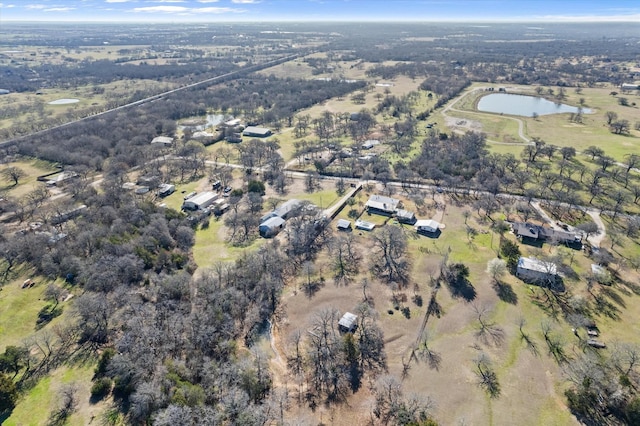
1,0,639,23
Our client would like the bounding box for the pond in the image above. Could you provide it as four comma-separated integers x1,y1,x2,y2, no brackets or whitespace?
477,93,591,117
178,114,225,131
48,98,80,105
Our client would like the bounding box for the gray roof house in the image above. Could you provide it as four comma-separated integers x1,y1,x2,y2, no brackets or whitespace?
243,126,272,138
151,136,174,146
365,194,401,216
182,191,218,211
259,216,285,238
516,256,558,284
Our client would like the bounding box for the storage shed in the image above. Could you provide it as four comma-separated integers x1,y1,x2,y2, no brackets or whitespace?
338,312,358,333
415,219,440,234
182,191,218,211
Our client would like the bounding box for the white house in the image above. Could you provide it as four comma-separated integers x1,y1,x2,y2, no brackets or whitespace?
516,257,558,283
415,219,440,234
182,191,218,211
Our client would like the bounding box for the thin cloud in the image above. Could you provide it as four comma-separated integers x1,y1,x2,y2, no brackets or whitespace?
197,0,220,3
134,5,188,12
232,0,261,3
25,4,47,9
105,0,131,3
133,5,243,13
45,7,76,11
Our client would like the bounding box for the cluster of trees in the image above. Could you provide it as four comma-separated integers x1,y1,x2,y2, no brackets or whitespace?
288,306,386,405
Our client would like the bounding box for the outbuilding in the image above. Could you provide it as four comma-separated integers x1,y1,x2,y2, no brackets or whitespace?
182,191,218,211
337,219,352,231
338,312,358,333
157,184,175,197
415,219,440,234
259,216,285,238
396,209,416,225
355,219,375,231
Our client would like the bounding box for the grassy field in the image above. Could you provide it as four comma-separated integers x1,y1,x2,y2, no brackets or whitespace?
4,363,108,426
0,79,173,130
444,83,640,161
0,158,58,198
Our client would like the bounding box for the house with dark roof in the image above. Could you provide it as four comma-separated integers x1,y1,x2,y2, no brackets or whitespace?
511,222,582,248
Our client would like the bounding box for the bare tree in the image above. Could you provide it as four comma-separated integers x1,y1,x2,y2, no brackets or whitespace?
472,303,504,346
370,226,410,286
1,166,25,186
474,353,500,398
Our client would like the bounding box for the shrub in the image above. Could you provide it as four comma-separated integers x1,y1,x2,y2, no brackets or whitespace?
90,377,113,400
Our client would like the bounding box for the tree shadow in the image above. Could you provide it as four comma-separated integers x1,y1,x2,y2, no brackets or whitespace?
446,278,476,302
302,278,325,298
493,281,518,304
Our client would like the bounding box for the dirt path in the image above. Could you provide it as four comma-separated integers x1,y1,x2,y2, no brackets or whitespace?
585,209,606,248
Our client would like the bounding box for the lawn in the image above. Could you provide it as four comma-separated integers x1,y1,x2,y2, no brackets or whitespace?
0,158,58,198
444,83,640,161
4,363,107,426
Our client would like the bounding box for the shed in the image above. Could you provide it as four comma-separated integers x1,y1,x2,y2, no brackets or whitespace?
338,312,358,333
182,191,218,211
157,184,175,197
362,139,380,150
337,219,352,231
396,209,416,225
151,136,174,146
516,257,558,283
259,216,285,238
415,219,440,234
243,126,272,138
355,219,375,231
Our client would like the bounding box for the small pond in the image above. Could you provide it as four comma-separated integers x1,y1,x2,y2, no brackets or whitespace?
48,98,80,105
477,93,591,117
179,114,225,131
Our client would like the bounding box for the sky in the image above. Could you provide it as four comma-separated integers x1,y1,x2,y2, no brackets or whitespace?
1,0,640,22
